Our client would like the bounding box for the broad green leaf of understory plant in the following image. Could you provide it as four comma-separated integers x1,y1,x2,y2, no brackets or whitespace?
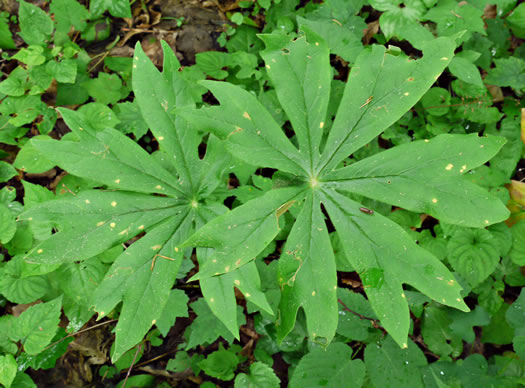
180,31,509,348
18,42,247,362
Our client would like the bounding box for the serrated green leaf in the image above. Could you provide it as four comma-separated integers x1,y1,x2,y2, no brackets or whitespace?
337,288,377,341
0,161,17,182
370,0,427,40
198,344,240,381
16,328,73,372
317,37,456,174
322,189,468,347
447,228,501,287
0,14,15,49
234,361,280,388
510,221,525,265
0,354,17,388
448,305,490,343
155,289,189,336
185,298,246,349
90,0,131,18
324,134,509,227
0,203,16,244
11,297,62,355
421,303,463,358
18,1,54,45
277,191,338,344
365,336,427,388
484,56,525,92
50,0,90,39
290,342,365,388
45,59,77,84
0,255,49,304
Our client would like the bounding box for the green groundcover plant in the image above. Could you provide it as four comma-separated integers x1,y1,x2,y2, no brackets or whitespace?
1,0,525,386
19,28,509,360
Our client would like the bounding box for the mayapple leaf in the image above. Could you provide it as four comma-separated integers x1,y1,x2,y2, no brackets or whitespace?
322,189,468,347
32,108,186,197
178,81,307,176
276,191,338,344
259,29,331,168
183,187,305,280
133,41,200,195
20,191,184,265
317,36,456,174
94,212,192,362
200,261,273,339
324,134,510,227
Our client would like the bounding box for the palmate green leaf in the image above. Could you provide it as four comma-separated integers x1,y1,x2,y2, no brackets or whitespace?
324,134,509,227
259,30,331,169
178,80,307,176
179,32,507,348
20,190,184,265
18,42,235,362
133,41,200,195
276,191,338,344
183,187,304,280
317,37,456,174
321,189,468,347
234,361,280,388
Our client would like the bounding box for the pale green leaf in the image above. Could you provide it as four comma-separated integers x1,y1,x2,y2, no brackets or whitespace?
0,203,16,244
18,0,53,44
318,37,456,174
510,221,525,265
133,41,200,196
0,354,17,388
184,187,305,280
421,304,463,358
259,30,331,169
155,289,189,337
322,189,468,348
0,161,17,182
178,81,307,176
277,192,338,344
290,343,365,388
0,255,49,304
20,190,184,265
324,134,509,227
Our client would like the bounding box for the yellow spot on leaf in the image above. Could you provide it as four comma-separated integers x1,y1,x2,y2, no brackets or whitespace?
402,343,408,349
210,298,214,302
320,122,324,129
312,291,316,296
155,185,163,190
111,201,117,207
158,136,164,141
174,247,179,252
245,293,251,297
212,259,217,263
401,293,406,298
456,298,461,302
266,64,270,69
235,259,241,266
441,57,449,60
407,77,414,82
225,266,230,272
315,42,319,46
424,139,429,143
37,249,43,254
448,280,455,285
243,112,251,120
437,276,444,281
234,280,240,286
432,198,438,203
138,225,144,230
114,179,120,184
152,245,162,250
485,220,489,224
460,165,467,173
152,320,156,325
404,92,409,96
97,221,105,227
110,222,116,228
445,163,454,171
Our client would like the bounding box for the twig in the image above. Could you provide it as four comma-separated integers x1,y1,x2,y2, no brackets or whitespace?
41,319,118,352
122,344,143,388
337,298,386,333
